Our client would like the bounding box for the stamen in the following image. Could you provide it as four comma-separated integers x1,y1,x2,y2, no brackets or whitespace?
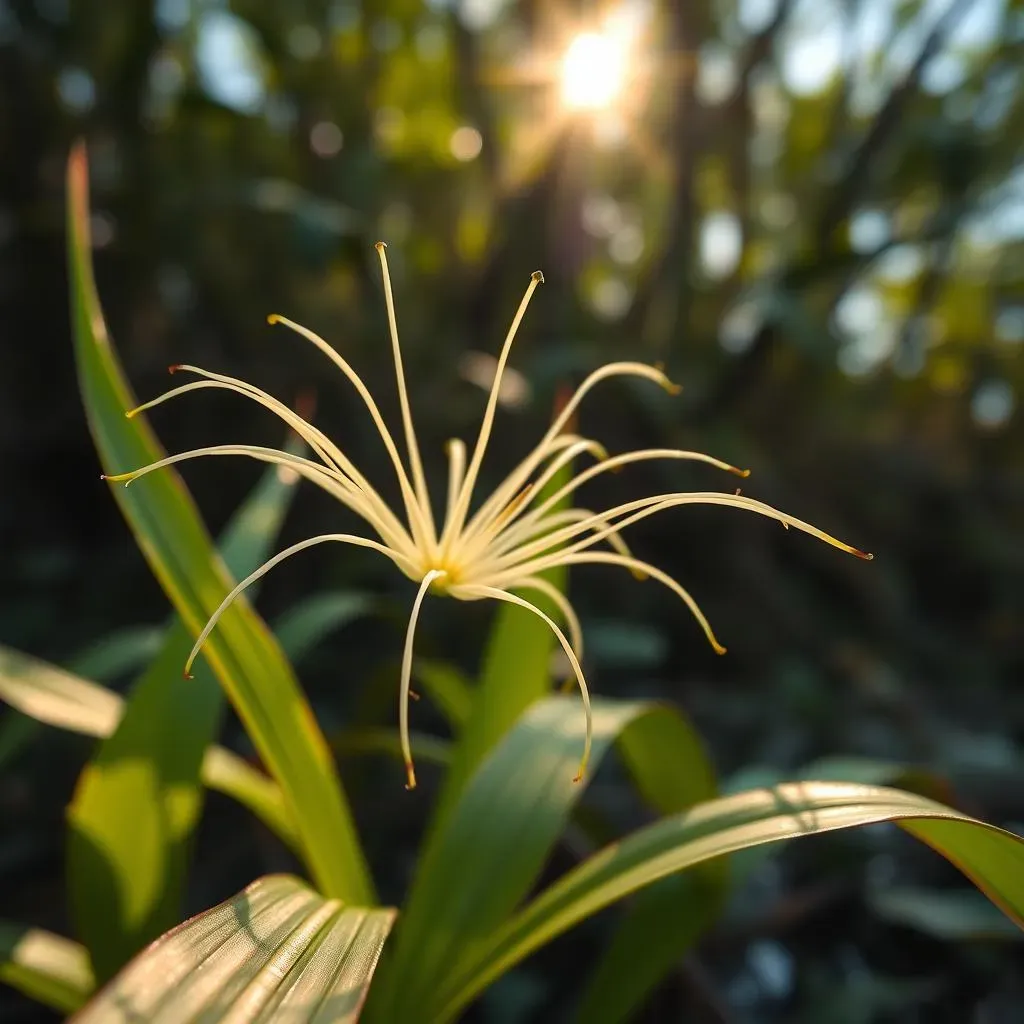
401,569,447,790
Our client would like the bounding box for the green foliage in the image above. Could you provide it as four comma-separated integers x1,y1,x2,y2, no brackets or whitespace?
72,877,395,1023
67,455,301,981
67,145,371,906
2,2,1024,1018
0,924,93,1015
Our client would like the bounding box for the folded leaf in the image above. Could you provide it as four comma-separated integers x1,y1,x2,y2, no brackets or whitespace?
72,876,395,1023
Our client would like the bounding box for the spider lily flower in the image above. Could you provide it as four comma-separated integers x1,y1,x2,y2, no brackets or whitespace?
103,243,872,790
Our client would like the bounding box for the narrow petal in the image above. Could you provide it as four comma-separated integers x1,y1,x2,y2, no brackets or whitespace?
128,367,412,547
512,447,749,538
102,445,414,554
444,438,466,531
468,507,637,571
509,575,585,660
453,584,592,785
461,437,608,550
515,552,726,655
400,570,448,790
185,533,416,677
484,491,873,576
442,271,545,552
375,243,436,543
471,362,679,530
267,314,437,555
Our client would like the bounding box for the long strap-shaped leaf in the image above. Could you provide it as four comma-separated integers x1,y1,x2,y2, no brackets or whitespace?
368,695,715,1021
66,144,371,903
437,781,1024,1022
0,644,297,849
67,459,301,981
71,876,395,1024
1,923,94,1014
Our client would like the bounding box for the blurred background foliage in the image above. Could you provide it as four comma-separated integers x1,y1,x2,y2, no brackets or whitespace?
1,0,1023,1020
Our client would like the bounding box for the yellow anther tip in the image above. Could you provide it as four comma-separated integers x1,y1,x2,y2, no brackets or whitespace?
571,772,583,784
713,643,727,656
404,764,417,791
124,409,138,419
267,313,281,325
732,467,752,478
630,569,648,581
531,270,545,284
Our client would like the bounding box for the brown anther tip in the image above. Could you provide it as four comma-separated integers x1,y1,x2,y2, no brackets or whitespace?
731,467,751,478
404,765,417,790
168,364,181,374
572,773,583,784
183,671,194,680
856,550,875,561
409,689,420,701
664,380,683,396
531,270,545,284
375,241,387,251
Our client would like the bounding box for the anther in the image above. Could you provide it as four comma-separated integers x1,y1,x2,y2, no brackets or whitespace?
404,763,417,791
375,241,387,252
168,364,181,374
730,466,752,478
531,270,545,284
267,314,281,325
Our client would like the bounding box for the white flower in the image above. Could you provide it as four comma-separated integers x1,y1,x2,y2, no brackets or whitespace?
105,244,871,789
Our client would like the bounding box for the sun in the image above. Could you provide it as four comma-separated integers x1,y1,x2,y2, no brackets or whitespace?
560,31,628,111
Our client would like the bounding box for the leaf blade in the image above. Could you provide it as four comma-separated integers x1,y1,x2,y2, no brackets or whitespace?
66,460,301,980
0,923,95,1014
66,142,371,903
71,876,395,1024
439,782,1024,1021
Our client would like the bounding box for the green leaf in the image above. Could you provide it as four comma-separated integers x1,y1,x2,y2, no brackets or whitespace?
428,452,574,833
438,782,1024,1021
67,143,371,903
370,696,706,1022
577,708,725,1024
0,646,296,849
0,645,123,738
72,876,396,1023
0,922,94,1014
67,459,301,981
